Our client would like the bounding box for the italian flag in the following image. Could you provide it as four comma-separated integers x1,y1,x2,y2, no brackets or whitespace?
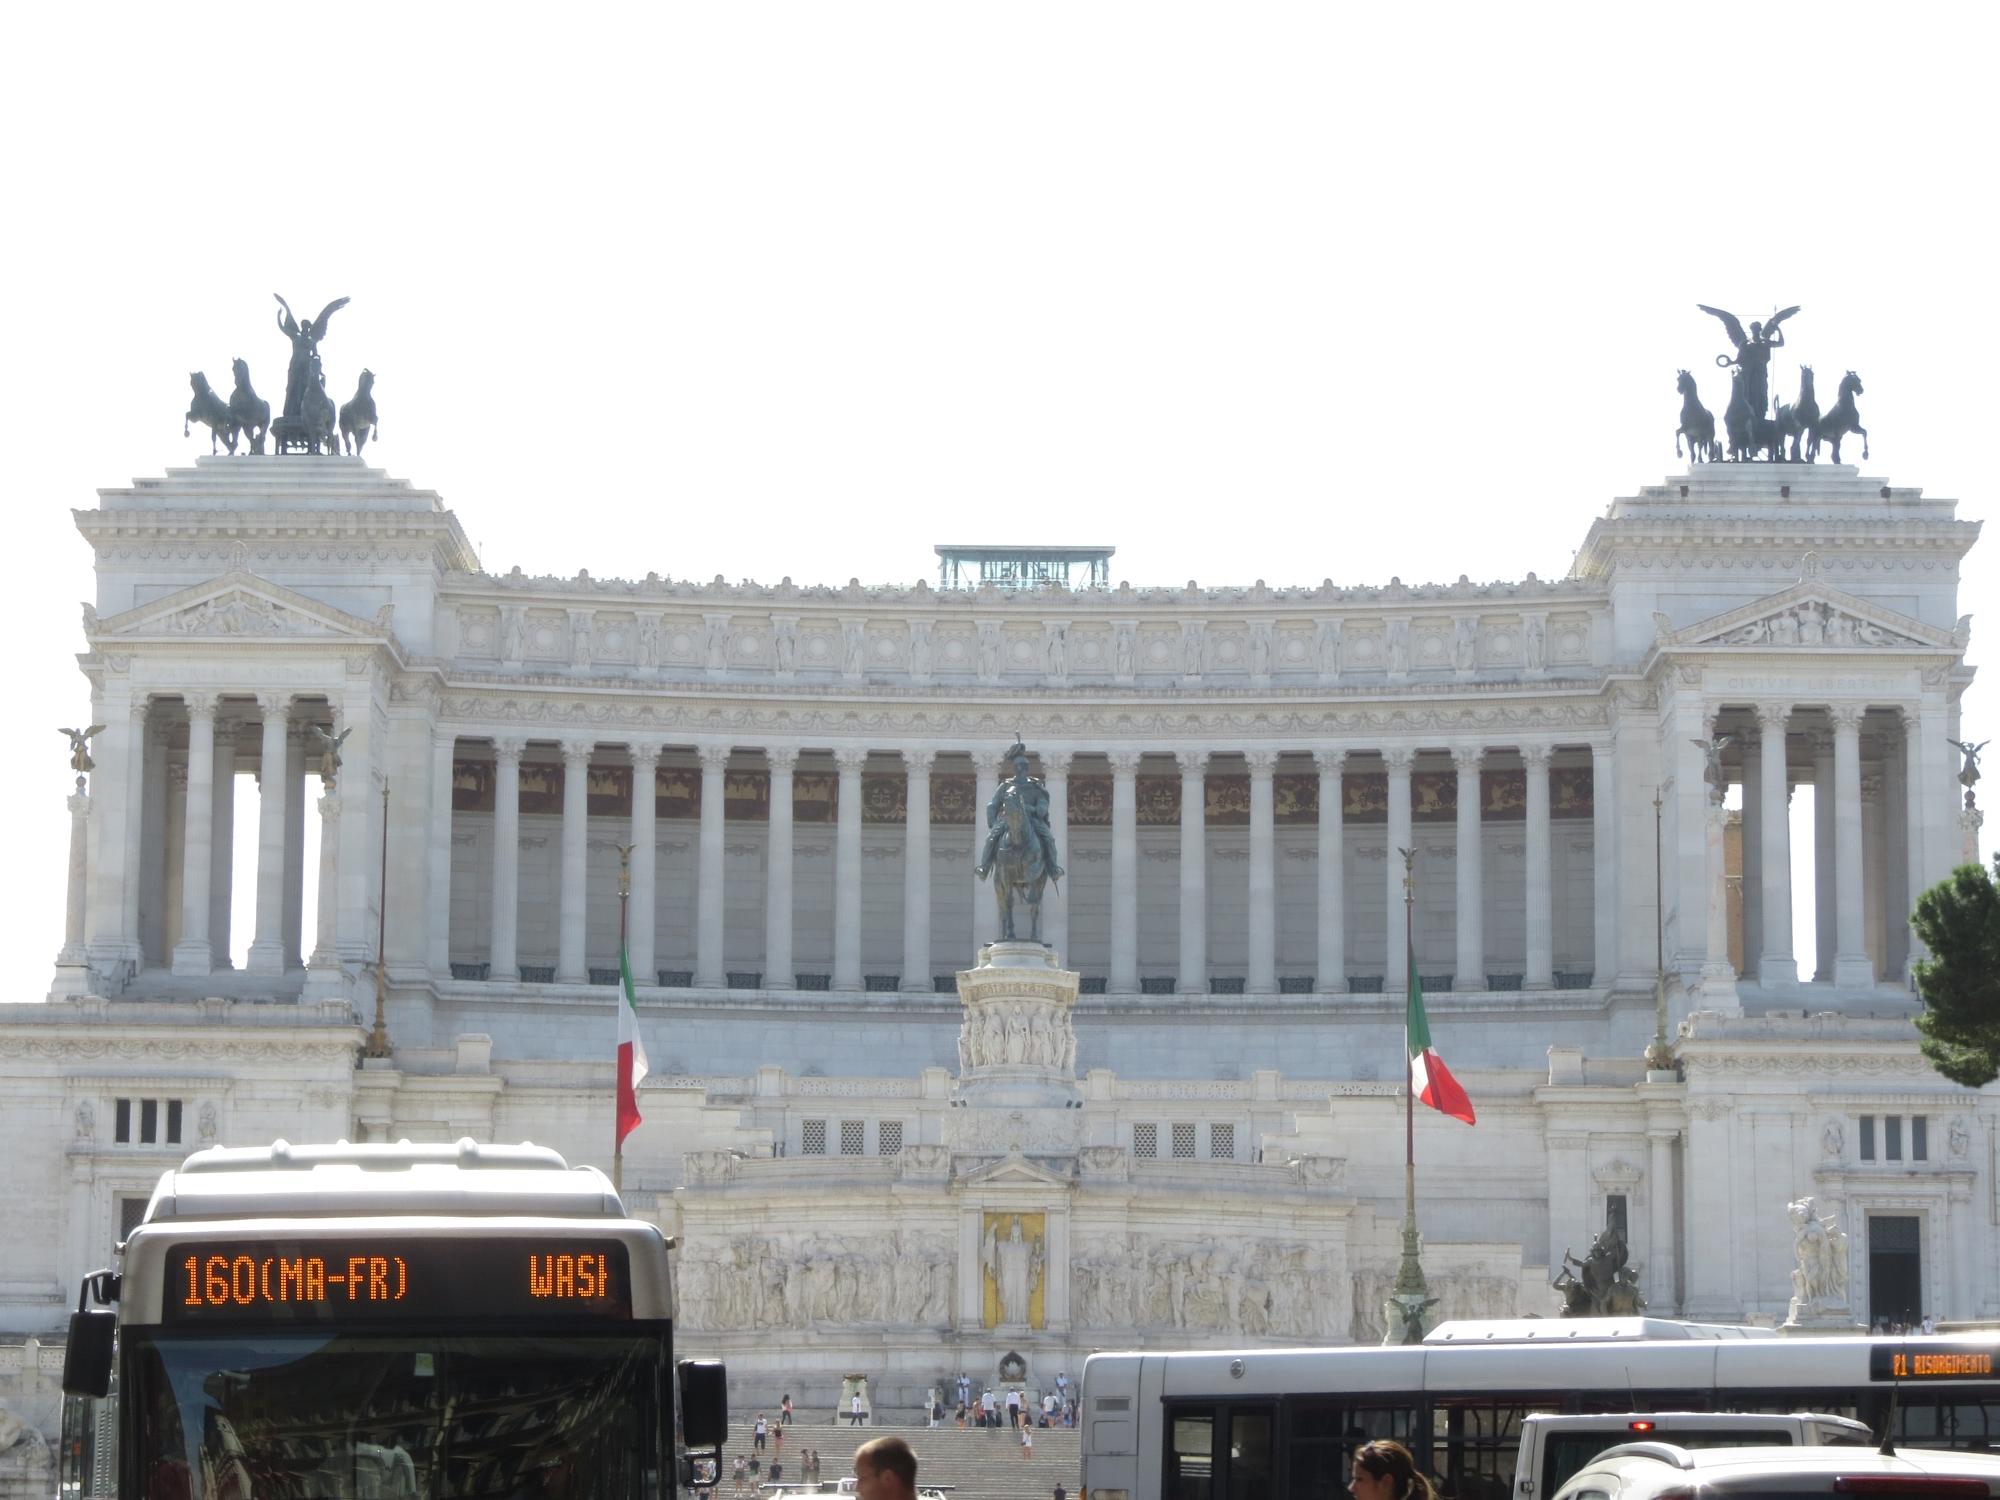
616,943,649,1147
1407,958,1475,1125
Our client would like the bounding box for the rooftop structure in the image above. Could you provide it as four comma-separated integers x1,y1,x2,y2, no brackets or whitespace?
934,543,1114,591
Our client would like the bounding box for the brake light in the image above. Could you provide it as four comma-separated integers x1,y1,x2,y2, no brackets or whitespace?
1628,1421,1656,1433
1833,1480,1992,1495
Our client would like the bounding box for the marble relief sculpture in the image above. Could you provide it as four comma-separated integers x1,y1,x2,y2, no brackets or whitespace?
981,1218,1044,1326
1784,1196,1852,1323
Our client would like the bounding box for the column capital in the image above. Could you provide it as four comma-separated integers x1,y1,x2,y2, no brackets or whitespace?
184,696,218,724
319,793,342,821
1382,745,1416,773
902,746,937,774
1754,701,1792,734
131,699,155,728
1450,743,1486,772
256,691,293,717
627,739,665,768
1038,746,1071,776
1176,749,1210,777
970,747,1007,776
1313,746,1349,773
1588,737,1616,761
1806,729,1835,756
1828,704,1866,734
832,746,868,774
698,742,734,775
432,728,459,753
1107,749,1143,775
1519,743,1554,770
765,744,801,774
493,735,526,762
1244,749,1278,776
561,738,596,767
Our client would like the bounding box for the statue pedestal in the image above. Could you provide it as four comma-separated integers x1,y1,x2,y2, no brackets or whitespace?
953,941,1081,1110
1778,1306,1866,1336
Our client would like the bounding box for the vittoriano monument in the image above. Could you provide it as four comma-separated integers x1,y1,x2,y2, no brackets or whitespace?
180,294,378,457
975,740,1065,944
1674,304,1871,465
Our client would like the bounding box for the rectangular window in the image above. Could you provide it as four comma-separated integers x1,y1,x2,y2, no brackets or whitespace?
1133,1123,1158,1159
114,1099,132,1145
140,1099,159,1146
878,1120,904,1156
1209,1123,1236,1160
801,1119,827,1155
1887,1116,1904,1162
166,1100,183,1146
839,1119,865,1156
1171,1122,1197,1160
1860,1115,1876,1161
117,1196,149,1246
1606,1194,1630,1242
1913,1117,1928,1162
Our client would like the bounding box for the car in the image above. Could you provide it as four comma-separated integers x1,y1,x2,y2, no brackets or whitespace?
1553,1442,2000,1500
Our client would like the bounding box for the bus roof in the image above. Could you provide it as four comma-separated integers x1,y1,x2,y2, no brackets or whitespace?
1426,1318,1779,1343
141,1138,626,1222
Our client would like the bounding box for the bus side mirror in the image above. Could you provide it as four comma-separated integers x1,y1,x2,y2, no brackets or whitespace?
63,1311,115,1398
678,1359,728,1451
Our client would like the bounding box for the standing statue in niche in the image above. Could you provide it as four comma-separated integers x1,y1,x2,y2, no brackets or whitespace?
975,740,1063,943
982,1219,1045,1327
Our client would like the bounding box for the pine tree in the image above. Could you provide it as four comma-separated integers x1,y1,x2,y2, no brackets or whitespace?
1913,857,2000,1086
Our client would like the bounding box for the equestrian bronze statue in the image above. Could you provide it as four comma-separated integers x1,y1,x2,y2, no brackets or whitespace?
975,740,1065,944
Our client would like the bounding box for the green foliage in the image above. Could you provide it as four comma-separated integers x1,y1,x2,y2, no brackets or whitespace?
1913,857,2000,1087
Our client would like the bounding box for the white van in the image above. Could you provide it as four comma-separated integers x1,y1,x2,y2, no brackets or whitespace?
1516,1411,1871,1499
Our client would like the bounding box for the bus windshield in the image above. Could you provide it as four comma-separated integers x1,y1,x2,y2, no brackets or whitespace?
126,1332,662,1500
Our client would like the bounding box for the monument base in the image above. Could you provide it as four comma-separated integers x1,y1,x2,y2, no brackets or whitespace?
953,941,1080,1110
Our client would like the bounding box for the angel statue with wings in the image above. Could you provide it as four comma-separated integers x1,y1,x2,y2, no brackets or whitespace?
1949,738,1989,809
1698,303,1799,420
274,293,351,420
60,725,104,790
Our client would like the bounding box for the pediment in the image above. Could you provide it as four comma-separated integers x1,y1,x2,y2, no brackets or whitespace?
91,570,392,642
958,1150,1073,1188
1654,579,1961,653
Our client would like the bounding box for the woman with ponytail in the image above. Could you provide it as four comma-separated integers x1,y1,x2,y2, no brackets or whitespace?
1349,1440,1438,1500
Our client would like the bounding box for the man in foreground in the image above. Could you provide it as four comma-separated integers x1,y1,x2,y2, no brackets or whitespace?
852,1437,918,1500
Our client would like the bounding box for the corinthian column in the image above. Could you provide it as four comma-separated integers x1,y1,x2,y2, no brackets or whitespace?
1043,749,1071,962
1831,706,1873,987
1384,747,1413,993
765,746,797,988
1109,751,1140,993
902,748,934,992
628,742,661,984
1315,749,1347,994
1590,738,1618,986
490,738,522,981
972,749,1004,953
172,697,217,976
1523,744,1554,989
556,740,593,984
1246,751,1278,995
1756,702,1796,987
1452,744,1485,992
309,792,340,971
425,729,455,978
248,694,293,975
1177,750,1209,994
209,722,237,968
833,747,866,991
59,787,90,965
696,743,730,988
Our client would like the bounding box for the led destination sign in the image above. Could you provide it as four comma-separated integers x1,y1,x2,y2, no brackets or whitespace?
1870,1344,2000,1382
160,1237,633,1325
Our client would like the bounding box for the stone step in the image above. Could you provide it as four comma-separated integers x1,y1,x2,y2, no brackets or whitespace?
718,1418,1080,1500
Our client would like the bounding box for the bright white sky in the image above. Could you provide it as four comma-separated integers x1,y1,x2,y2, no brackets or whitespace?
0,5,1992,974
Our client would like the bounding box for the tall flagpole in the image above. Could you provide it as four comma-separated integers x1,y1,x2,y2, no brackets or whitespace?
1386,845,1433,1344
614,843,633,1196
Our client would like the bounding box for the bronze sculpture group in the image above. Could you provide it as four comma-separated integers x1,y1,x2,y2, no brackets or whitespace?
975,740,1065,944
1675,304,1869,464
183,294,378,457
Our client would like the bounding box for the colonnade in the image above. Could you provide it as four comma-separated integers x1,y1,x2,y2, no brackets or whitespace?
446,736,1617,995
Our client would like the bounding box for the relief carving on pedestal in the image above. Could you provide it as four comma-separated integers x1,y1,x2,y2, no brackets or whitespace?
676,1230,954,1331
1070,1234,1338,1338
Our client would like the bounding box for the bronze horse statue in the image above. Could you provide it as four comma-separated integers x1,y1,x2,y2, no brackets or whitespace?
1808,370,1867,463
1675,370,1717,463
987,795,1053,942
1722,370,1789,462
340,369,378,456
1788,367,1819,462
228,359,270,455
184,372,238,453
301,354,338,454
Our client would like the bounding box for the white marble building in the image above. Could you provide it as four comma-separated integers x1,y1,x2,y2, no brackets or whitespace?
0,453,1990,1431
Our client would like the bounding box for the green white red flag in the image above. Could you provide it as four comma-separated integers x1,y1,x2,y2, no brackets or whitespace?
616,943,648,1147
1407,951,1475,1125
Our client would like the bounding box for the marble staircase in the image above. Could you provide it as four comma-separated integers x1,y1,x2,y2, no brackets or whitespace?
718,1414,1081,1500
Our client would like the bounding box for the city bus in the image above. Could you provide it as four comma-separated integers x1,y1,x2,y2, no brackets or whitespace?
60,1139,725,1500
1079,1317,2000,1500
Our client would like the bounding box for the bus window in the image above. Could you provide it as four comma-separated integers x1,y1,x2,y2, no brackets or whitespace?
1169,1413,1215,1500
1285,1402,1420,1500
1227,1411,1274,1500
1435,1403,1525,1500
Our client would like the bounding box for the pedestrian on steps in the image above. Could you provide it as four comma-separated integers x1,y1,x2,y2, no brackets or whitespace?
1020,1425,1034,1460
